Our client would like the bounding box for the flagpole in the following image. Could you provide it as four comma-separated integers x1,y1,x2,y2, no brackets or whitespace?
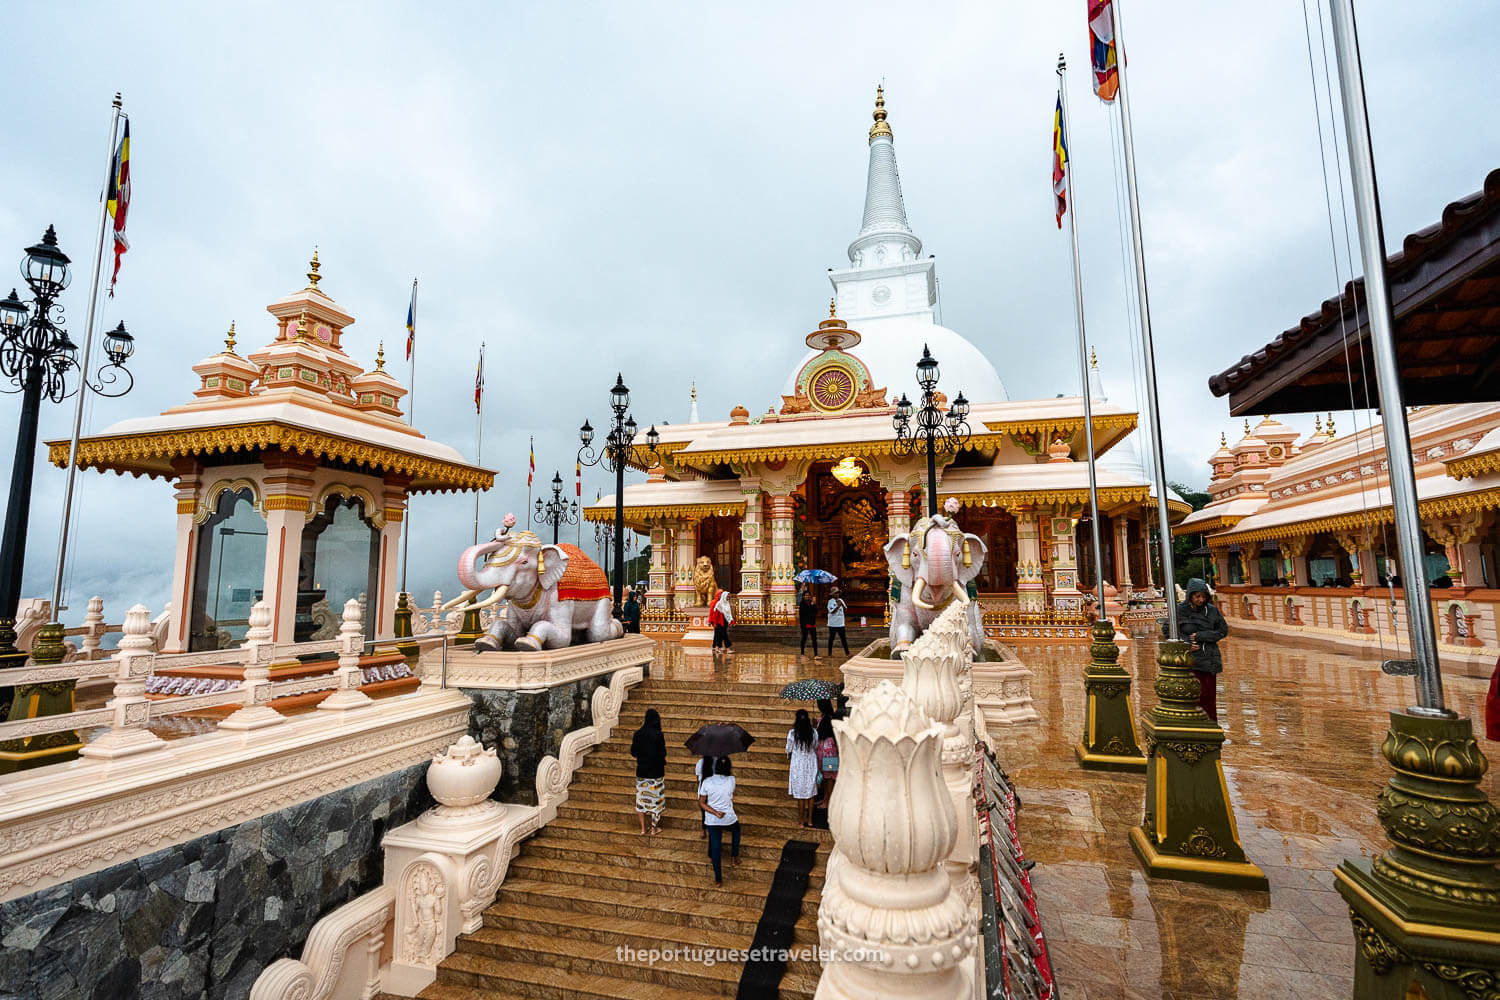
399,277,417,597
49,94,124,625
1326,0,1443,710
1058,57,1108,623
1110,0,1178,639
526,436,534,530
474,342,483,545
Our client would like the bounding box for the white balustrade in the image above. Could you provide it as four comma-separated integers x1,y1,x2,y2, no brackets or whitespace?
78,604,167,760
317,600,374,715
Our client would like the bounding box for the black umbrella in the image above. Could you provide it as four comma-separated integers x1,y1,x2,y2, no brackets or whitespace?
1188,545,1212,557
685,723,756,756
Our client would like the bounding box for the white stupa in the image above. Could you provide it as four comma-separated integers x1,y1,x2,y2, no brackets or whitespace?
781,87,1009,407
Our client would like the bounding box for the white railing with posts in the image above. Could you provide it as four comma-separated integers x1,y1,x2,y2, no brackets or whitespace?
0,598,397,756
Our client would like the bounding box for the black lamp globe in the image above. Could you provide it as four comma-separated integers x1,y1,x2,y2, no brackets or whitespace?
23,226,71,293
0,289,27,332
610,374,630,414
624,414,638,440
645,424,660,452
951,390,970,421
915,344,939,391
896,393,913,422
103,321,134,365
579,419,594,448
551,471,563,490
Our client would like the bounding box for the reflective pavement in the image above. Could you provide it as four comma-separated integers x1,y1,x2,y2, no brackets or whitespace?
990,636,1500,1000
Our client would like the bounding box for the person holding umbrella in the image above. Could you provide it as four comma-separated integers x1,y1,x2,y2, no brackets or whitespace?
698,756,740,885
797,586,820,658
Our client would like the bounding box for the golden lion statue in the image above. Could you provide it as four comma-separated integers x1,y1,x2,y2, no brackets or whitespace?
693,555,716,606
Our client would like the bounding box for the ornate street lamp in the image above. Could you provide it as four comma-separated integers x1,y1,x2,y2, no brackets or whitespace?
534,470,579,545
578,374,657,608
892,344,970,517
0,227,138,669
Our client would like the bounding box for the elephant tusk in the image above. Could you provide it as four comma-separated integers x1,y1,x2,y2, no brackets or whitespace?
952,581,971,605
441,589,479,612
911,577,936,611
467,585,510,612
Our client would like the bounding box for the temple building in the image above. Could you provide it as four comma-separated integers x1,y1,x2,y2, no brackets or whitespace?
1175,405,1500,671
45,255,491,652
587,90,1187,630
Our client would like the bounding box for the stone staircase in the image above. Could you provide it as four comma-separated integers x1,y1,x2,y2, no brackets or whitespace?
414,675,831,999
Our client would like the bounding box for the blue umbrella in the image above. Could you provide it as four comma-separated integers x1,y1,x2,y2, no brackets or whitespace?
795,569,837,584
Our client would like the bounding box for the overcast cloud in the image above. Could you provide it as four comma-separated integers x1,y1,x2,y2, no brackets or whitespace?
1,1,1494,624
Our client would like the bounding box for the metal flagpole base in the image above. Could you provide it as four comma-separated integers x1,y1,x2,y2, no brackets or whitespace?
1075,619,1147,773
1333,711,1500,999
1129,639,1267,891
0,623,82,774
455,606,484,647
393,592,419,660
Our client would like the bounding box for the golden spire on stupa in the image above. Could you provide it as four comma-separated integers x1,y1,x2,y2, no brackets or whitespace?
869,85,892,139
1243,418,1251,436
306,248,322,290
1315,414,1323,433
829,298,837,318
295,311,309,341
1220,432,1227,447
224,321,237,354
1090,347,1098,369
376,341,386,371
1327,412,1337,438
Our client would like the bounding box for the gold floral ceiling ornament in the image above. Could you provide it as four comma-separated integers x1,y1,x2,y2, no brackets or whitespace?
831,456,866,487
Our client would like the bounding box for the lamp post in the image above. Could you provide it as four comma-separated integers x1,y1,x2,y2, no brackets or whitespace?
0,227,137,671
578,374,657,608
534,471,579,545
594,520,614,579
892,345,969,516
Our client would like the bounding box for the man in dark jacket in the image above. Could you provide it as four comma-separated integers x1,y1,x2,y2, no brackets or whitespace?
1163,578,1229,722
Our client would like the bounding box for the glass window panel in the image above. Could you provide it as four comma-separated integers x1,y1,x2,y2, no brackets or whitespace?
189,488,268,651
299,496,378,641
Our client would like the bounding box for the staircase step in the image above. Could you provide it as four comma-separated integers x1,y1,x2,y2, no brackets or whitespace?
522,835,826,888
481,899,817,951
487,878,814,936
505,853,822,909
540,814,831,860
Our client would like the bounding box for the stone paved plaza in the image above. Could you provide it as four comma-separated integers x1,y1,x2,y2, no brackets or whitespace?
991,635,1500,1000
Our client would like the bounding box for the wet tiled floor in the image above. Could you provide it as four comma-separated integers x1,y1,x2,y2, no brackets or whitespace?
651,633,1500,999
990,636,1500,1000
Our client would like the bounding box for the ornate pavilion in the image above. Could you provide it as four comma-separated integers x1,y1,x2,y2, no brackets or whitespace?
1175,406,1500,672
587,91,1188,632
45,256,490,652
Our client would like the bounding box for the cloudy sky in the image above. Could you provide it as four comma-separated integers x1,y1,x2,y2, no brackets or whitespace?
1,1,1494,624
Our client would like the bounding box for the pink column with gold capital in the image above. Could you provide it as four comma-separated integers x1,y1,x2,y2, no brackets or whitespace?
767,494,797,620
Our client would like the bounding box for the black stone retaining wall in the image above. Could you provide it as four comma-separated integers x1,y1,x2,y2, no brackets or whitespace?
463,673,608,804
0,763,432,1000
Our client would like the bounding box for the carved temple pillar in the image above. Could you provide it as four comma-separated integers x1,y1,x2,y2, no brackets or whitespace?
767,494,797,620
647,521,673,610
376,473,411,640
1048,508,1084,616
738,487,766,620
1430,513,1486,586
260,449,318,644
672,518,699,609
1015,506,1045,615
1245,550,1262,587
886,486,913,542
164,457,204,653
1113,517,1133,590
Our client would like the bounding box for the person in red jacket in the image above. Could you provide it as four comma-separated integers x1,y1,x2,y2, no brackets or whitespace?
709,587,735,654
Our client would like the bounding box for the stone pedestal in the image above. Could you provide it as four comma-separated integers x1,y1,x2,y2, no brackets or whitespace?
680,606,714,652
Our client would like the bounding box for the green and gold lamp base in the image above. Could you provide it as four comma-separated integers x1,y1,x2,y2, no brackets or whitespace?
1129,638,1268,891
1334,710,1500,999
455,605,484,647
0,622,82,775
1075,619,1147,773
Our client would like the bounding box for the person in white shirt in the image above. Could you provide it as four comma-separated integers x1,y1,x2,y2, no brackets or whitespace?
826,587,849,656
697,757,740,885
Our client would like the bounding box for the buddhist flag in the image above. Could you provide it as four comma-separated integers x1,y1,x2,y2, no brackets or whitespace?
405,280,417,360
1088,0,1120,102
106,119,131,296
1052,92,1068,228
474,344,484,412
528,437,535,487
576,458,582,498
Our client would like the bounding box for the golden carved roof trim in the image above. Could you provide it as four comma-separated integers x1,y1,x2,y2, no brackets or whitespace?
583,501,747,522
1211,487,1500,546
1445,449,1500,481
939,486,1151,509
46,422,492,495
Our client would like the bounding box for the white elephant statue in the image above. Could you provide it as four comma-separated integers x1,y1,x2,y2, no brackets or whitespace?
884,514,988,656
443,527,622,651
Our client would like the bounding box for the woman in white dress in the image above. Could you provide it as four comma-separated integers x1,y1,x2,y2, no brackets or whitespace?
786,709,819,828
